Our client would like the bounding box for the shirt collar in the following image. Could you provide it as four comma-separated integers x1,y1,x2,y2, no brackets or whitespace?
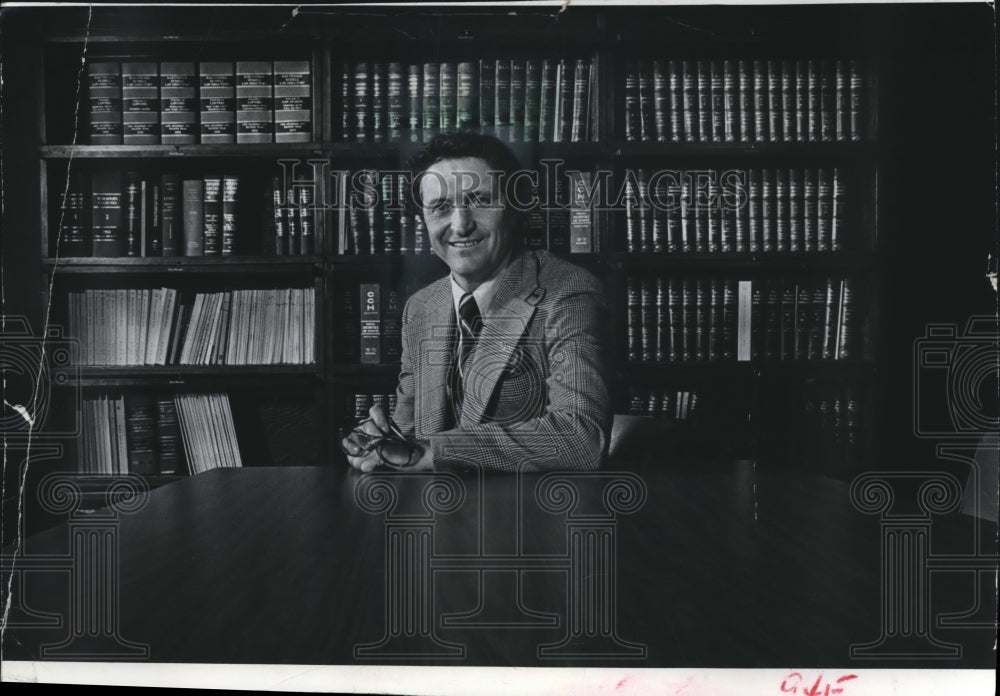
449,254,514,318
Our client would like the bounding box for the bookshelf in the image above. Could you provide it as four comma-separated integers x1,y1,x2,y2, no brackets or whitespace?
19,4,887,492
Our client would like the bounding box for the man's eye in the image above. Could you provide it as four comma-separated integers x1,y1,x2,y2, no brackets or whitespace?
470,194,493,208
429,201,452,216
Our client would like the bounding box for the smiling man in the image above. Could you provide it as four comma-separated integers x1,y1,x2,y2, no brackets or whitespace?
341,132,611,473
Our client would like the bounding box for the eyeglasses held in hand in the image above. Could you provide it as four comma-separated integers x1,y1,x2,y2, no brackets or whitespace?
339,416,422,471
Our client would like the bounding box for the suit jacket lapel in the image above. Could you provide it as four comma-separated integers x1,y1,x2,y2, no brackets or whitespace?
411,278,456,435
461,251,541,425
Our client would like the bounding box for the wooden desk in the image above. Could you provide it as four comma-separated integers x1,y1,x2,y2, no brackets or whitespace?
3,462,995,667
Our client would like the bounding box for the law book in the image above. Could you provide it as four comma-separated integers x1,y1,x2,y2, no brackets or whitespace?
622,61,639,141
297,184,314,256
747,168,761,253
767,60,781,142
651,175,667,253
734,173,747,252
665,175,682,252
640,277,655,362
788,168,802,253
760,168,775,252
569,170,594,253
780,60,795,143
647,59,667,142
707,175,721,253
360,282,381,364
722,279,737,361
667,278,682,362
160,61,197,145
680,60,698,142
546,172,570,254
708,279,724,361
667,60,683,143
820,60,836,142
831,168,846,251
722,60,737,142
439,62,457,135
553,59,572,142
220,175,238,256
422,62,440,142
775,168,788,252
89,62,122,145
386,62,406,141
807,60,821,142
817,168,833,252
538,59,556,142
121,62,159,144
199,176,222,256
405,63,421,142
494,59,511,141
123,172,141,256
738,59,753,142
571,59,590,142
478,59,496,133
694,181,708,253
752,60,768,143
655,277,667,362
372,63,386,142
749,279,763,361
626,277,640,361
509,59,525,142
710,60,724,143
382,287,402,364
695,279,709,360
341,63,354,141
637,168,652,253
835,278,855,359
199,61,236,144
696,60,711,143
270,176,287,255
286,187,300,255
780,280,796,360
235,60,273,144
763,279,781,360
182,178,204,256
795,60,808,142
525,177,546,250
352,62,370,142
91,171,123,257
60,173,89,256
273,60,312,143
380,174,397,254
524,59,541,142
831,59,849,142
810,281,828,360
795,283,812,360
624,172,639,253
849,59,864,141
146,180,162,256
638,61,655,141
457,61,476,130
803,168,817,252
680,180,694,252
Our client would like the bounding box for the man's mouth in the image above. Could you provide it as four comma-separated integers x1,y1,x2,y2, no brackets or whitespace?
449,238,485,249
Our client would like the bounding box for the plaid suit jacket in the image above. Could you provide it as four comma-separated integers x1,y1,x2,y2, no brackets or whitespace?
392,249,612,472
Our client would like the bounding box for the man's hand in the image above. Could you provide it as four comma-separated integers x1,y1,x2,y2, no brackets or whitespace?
342,405,391,473
342,406,434,472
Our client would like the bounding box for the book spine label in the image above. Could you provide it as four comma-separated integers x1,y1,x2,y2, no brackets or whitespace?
182,179,204,255
360,283,381,363
273,60,312,143
236,60,273,144
91,171,123,257
199,61,236,144
202,176,222,255
122,62,159,144
89,62,123,144
160,62,197,144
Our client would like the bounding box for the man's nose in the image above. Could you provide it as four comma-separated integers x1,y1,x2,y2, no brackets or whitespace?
450,205,476,234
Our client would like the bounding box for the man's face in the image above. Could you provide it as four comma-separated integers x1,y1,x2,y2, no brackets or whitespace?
420,156,514,290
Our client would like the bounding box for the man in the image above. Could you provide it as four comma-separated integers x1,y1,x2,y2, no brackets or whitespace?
342,132,610,473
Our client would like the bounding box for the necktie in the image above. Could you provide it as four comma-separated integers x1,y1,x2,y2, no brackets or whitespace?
450,292,482,418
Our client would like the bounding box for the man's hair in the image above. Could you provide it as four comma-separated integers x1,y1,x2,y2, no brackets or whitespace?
406,132,528,219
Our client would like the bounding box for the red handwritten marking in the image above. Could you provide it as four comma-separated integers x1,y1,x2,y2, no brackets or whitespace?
781,673,859,696
616,678,628,690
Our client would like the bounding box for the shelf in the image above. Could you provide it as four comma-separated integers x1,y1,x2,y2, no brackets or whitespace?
329,254,446,267
329,364,400,380
611,251,878,271
614,140,877,159
40,144,327,159
43,256,323,274
618,360,877,379
63,365,321,387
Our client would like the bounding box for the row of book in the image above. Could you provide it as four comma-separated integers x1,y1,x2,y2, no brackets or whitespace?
625,276,861,363
349,393,400,421
798,383,871,470
88,60,312,145
622,167,850,254
67,288,316,366
335,169,599,254
626,388,703,421
340,58,592,143
622,58,866,143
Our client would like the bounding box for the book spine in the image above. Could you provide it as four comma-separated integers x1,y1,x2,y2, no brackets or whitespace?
155,397,186,475
161,174,180,255
91,171,123,257
539,59,556,142
796,283,811,360
775,168,788,252
665,175,681,253
124,172,141,256
387,62,405,141
422,62,439,142
61,173,90,256
781,60,795,143
439,62,457,135
354,62,370,142
624,173,638,253
457,61,476,130
780,280,796,360
795,60,808,142
360,283,381,364
626,277,640,361
832,167,846,251
494,59,510,142
747,168,761,253
524,59,541,142
655,276,667,362
817,168,833,251
810,282,827,359
202,176,222,256
199,61,236,144
750,280,763,361
273,60,312,143
509,59,525,142
478,59,495,134
382,287,402,364
820,60,835,141
807,60,821,142
407,64,422,142
286,187,300,255
803,168,817,252
546,172,570,254
555,59,572,142
160,62,197,145
637,168,651,253
221,175,238,256
761,168,775,252
652,175,666,253
182,179,204,256
753,59,768,143
764,279,781,360
708,279,723,361
89,62,122,145
235,60,273,144
571,59,590,142
697,60,711,142
341,63,354,142
372,63,386,143
695,279,709,360
722,59,737,142
122,62,159,145
298,184,314,256
381,174,397,254
569,171,593,253
640,277,654,362
638,60,654,142
682,279,695,361
723,279,737,360
707,175,721,253
653,59,668,142
767,59,781,142
667,278,681,362
710,60,724,143
837,278,855,359
668,60,683,143
738,59,753,142
849,59,864,141
789,168,802,253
